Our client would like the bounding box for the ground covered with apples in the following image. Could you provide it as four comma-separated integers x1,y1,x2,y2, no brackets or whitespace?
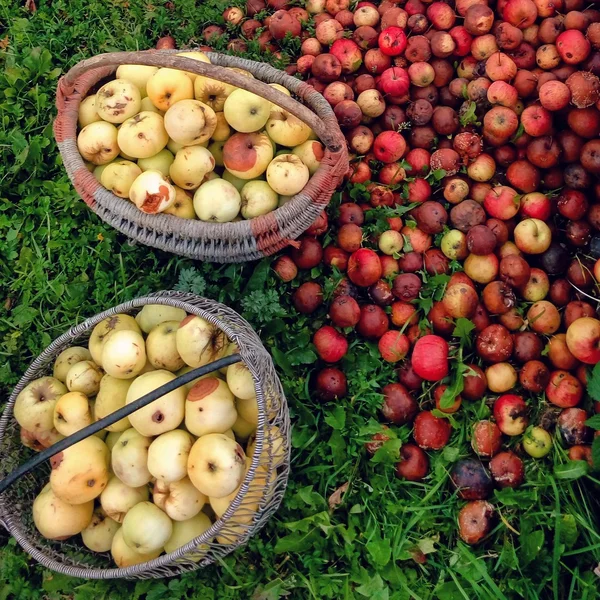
2,0,600,598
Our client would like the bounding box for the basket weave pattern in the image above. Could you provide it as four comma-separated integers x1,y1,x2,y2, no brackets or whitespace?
54,51,348,262
0,291,290,579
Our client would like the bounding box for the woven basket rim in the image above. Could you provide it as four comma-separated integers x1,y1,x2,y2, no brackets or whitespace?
54,51,348,262
0,291,290,579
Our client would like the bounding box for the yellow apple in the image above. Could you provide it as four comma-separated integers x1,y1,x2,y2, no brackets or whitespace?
78,94,101,128
240,180,278,219
266,109,312,147
117,111,169,159
169,146,216,190
77,121,120,165
137,148,174,176
266,154,309,195
147,67,194,112
211,112,231,142
224,89,271,133
193,178,241,222
96,79,142,123
164,186,196,219
100,159,142,198
115,64,159,98
164,99,217,146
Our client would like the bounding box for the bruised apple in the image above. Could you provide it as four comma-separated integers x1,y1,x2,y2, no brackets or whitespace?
185,377,238,436
126,370,185,436
81,508,121,552
176,315,228,368
50,436,110,504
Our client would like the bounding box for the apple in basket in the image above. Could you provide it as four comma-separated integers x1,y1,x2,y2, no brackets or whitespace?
193,178,242,222
224,89,272,133
100,160,142,198
169,146,215,190
115,64,159,97
128,170,176,214
33,483,94,540
146,67,194,112
77,121,120,165
163,99,217,146
117,112,169,159
95,79,142,123
240,180,279,219
187,433,246,498
222,132,274,180
266,154,310,196
79,508,121,552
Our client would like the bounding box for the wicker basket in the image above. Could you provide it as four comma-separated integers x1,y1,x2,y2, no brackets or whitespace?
0,291,290,579
54,50,348,263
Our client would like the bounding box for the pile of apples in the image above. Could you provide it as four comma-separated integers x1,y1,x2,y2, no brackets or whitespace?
197,0,600,545
77,52,323,221
14,305,283,566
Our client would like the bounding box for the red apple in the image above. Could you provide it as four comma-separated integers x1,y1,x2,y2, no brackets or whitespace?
493,394,529,436
379,26,408,56
347,248,382,287
411,335,449,381
313,326,348,362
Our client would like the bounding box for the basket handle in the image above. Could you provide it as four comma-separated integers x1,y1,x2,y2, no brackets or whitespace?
58,51,344,152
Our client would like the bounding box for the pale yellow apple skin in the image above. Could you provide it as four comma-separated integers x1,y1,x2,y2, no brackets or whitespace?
266,109,312,147
100,160,142,198
96,79,142,124
78,94,101,128
116,64,159,98
137,149,174,177
193,179,241,222
266,154,310,196
33,483,94,540
117,111,169,159
77,121,120,165
164,99,217,146
147,68,194,111
240,180,279,219
224,89,271,133
170,146,216,190
211,112,231,142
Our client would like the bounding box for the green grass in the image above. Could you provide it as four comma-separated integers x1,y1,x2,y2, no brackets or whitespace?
1,1,600,598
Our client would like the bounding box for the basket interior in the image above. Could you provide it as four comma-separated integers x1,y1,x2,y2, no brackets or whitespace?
0,293,290,579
